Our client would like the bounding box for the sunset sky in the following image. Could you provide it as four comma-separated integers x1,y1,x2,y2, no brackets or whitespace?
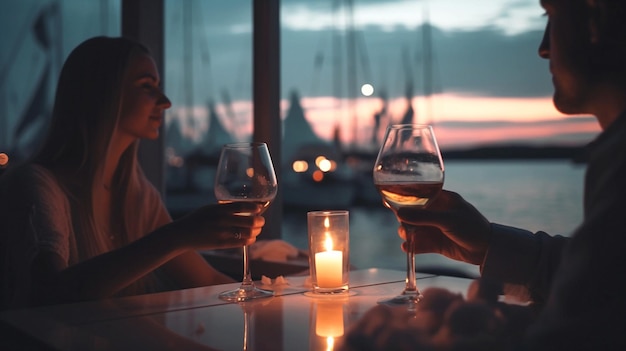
1,0,603,154
163,0,602,150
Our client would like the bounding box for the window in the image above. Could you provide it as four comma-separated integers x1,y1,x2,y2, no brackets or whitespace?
163,0,253,219
0,0,121,165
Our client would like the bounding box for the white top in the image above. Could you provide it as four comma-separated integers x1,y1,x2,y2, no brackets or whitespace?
0,164,172,309
29,165,74,263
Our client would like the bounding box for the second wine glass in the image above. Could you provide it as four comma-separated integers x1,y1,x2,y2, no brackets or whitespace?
372,124,445,308
214,142,278,302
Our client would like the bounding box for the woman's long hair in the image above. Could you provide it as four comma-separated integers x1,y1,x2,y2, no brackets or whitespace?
32,36,158,294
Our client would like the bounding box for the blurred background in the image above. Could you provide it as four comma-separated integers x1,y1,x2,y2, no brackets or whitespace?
0,0,597,277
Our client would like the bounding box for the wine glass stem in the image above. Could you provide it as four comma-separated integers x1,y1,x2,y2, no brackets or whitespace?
241,245,253,286
405,252,417,292
404,228,419,295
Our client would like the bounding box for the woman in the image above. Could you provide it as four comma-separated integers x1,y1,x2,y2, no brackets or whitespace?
0,36,264,309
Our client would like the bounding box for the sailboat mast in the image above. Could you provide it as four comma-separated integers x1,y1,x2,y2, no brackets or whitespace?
0,84,6,151
422,6,434,125
331,0,343,148
100,0,109,33
182,0,194,130
0,2,43,150
345,0,358,150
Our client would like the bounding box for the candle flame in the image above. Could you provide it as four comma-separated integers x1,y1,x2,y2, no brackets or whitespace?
324,233,333,251
324,216,333,251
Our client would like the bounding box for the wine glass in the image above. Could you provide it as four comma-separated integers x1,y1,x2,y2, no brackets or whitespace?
372,124,445,307
214,142,278,302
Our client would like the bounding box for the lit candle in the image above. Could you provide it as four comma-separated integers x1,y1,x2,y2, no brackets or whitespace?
315,217,343,288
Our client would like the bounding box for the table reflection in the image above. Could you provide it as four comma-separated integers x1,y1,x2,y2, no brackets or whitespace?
1,269,459,351
247,297,284,351
309,297,349,351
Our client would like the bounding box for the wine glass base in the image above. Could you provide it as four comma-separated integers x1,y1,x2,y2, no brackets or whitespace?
377,291,423,307
218,285,274,302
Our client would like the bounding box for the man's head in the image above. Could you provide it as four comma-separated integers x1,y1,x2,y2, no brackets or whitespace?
538,0,626,126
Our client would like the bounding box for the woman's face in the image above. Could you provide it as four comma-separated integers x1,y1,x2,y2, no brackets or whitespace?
117,53,171,143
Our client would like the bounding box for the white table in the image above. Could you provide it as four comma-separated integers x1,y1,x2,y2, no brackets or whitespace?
0,269,475,350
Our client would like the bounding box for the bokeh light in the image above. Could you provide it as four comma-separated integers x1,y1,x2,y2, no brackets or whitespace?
360,84,374,97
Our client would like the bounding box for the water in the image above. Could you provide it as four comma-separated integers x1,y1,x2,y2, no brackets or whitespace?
281,160,586,277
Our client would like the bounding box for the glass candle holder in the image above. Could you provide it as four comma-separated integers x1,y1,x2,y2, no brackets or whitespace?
307,210,350,294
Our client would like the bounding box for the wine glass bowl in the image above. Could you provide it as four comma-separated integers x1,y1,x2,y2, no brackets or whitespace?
372,124,444,307
214,142,278,302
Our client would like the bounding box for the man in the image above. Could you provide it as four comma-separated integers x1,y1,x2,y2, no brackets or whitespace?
393,0,626,349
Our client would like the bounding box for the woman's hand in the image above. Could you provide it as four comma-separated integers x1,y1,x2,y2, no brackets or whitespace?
167,202,266,250
396,190,492,265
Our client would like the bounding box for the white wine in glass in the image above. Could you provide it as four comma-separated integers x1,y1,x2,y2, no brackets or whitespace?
372,124,445,307
214,142,278,302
